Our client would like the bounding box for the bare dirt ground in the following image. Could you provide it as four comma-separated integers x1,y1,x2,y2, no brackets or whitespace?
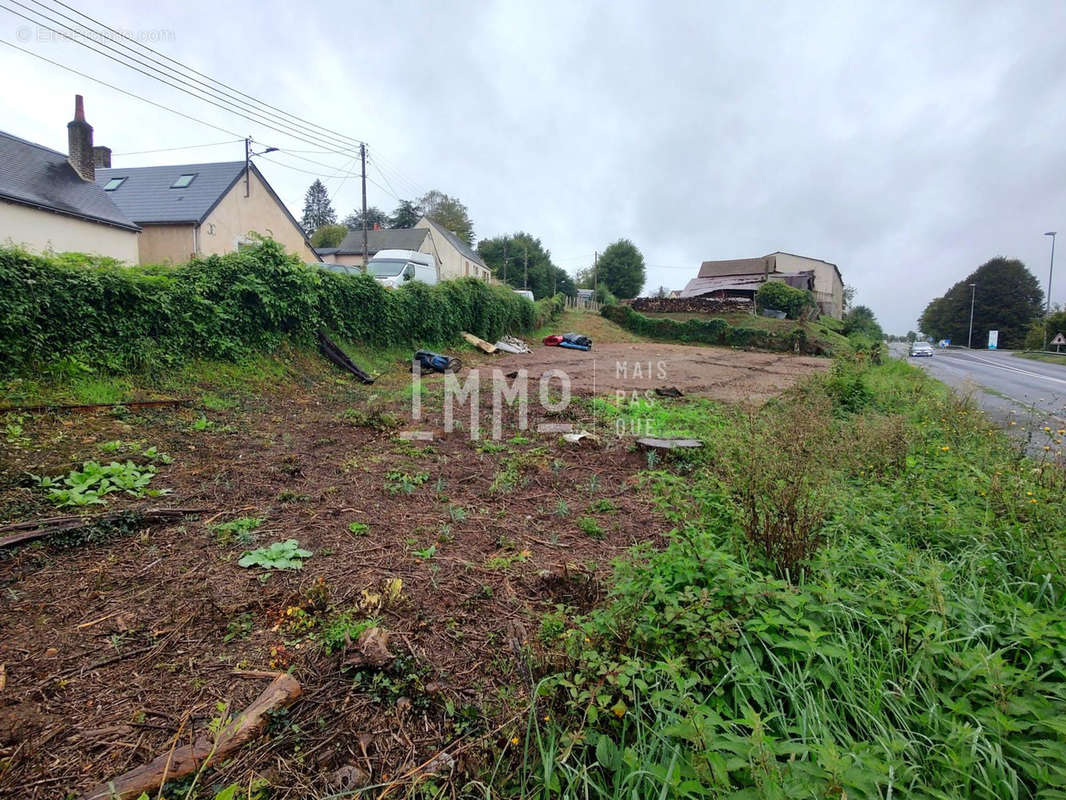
491,342,828,404
0,319,829,798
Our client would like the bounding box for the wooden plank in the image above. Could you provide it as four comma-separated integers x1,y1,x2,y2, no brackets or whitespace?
636,437,703,450
461,332,497,354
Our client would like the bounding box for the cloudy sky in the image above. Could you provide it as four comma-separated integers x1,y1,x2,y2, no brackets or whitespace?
3,0,1065,331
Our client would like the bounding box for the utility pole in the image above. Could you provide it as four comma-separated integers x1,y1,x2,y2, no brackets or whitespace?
360,143,369,267
593,251,598,295
967,283,976,349
502,239,508,283
1045,232,1057,349
523,247,529,289
244,137,277,198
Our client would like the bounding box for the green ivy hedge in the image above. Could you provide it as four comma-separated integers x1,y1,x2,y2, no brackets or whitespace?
601,304,831,355
0,240,563,374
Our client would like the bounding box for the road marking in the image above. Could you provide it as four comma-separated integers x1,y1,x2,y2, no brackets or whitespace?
945,352,1066,387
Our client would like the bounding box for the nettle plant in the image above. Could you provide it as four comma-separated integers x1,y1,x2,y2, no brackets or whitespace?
31,457,171,508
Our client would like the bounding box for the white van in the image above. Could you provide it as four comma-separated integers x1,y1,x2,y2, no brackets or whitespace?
367,249,438,288
514,289,534,303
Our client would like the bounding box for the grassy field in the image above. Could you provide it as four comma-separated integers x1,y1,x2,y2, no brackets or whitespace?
1015,350,1066,366
511,357,1066,799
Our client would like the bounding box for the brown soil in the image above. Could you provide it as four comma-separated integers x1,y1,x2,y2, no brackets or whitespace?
0,331,827,798
491,342,828,404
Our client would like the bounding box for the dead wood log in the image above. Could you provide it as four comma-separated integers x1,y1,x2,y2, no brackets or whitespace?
0,508,207,549
79,673,301,800
0,398,187,414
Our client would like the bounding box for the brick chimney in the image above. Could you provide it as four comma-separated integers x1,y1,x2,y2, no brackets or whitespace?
93,146,111,168
67,94,95,182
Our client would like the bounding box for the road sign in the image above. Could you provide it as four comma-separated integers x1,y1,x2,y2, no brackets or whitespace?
987,330,999,350
1052,333,1066,346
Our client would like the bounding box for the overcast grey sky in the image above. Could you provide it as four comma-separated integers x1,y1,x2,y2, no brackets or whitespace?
3,0,1065,332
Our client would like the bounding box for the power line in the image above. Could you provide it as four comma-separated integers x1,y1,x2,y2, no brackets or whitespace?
44,0,367,151
367,156,406,203
0,37,244,140
0,36,391,200
258,154,361,180
367,150,424,198
0,37,366,194
21,0,364,153
113,139,241,156
1,5,426,210
1,0,364,157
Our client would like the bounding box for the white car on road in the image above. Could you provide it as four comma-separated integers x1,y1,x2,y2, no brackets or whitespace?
909,342,934,357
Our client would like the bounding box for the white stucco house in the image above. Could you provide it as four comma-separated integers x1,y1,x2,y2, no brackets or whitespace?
0,96,140,262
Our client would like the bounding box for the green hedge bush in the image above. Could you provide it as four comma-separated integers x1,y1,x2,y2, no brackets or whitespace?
755,280,816,319
601,303,829,355
0,241,562,374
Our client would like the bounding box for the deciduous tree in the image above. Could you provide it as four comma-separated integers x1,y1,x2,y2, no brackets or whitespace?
418,190,474,245
919,257,1043,348
310,224,347,249
842,305,884,341
477,233,575,299
596,239,646,299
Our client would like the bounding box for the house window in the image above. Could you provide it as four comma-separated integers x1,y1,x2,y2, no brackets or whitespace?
103,177,126,191
171,173,197,188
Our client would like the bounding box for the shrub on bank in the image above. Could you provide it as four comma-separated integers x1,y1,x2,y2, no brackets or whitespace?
601,303,825,354
0,241,561,374
755,280,816,319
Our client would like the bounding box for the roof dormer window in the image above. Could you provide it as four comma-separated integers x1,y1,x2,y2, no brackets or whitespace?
170,173,196,188
103,177,126,191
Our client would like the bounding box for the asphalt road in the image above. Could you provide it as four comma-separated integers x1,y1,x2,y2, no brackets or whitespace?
890,344,1066,455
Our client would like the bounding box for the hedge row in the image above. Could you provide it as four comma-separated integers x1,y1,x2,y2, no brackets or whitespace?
601,304,831,355
0,240,564,374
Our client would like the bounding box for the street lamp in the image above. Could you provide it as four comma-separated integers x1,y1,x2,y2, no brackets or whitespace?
245,137,279,197
967,283,976,349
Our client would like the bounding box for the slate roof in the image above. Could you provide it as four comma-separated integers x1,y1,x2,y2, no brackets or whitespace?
95,161,247,224
333,226,429,255
0,130,138,231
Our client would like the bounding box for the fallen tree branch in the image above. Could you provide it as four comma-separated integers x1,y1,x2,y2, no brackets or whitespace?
0,398,187,414
79,672,301,800
318,330,374,384
0,508,208,549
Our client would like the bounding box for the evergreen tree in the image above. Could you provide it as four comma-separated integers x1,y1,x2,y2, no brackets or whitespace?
343,207,390,231
389,200,422,229
300,180,336,234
